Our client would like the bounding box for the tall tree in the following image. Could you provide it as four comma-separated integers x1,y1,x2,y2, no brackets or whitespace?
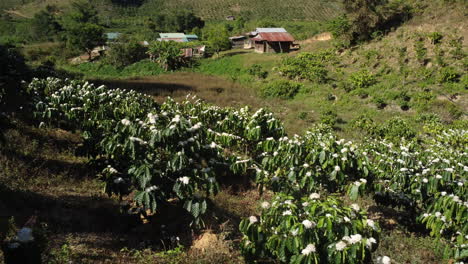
204,25,231,58
31,5,62,41
61,1,105,60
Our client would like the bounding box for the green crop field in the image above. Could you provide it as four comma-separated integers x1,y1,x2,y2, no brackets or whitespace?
4,0,342,21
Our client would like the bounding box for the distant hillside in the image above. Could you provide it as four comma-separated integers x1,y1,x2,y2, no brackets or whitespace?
3,0,342,21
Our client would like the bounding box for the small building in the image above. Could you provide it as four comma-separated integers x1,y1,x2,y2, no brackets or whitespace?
229,36,246,49
158,33,199,42
182,46,206,58
249,28,295,53
226,15,236,21
104,32,121,43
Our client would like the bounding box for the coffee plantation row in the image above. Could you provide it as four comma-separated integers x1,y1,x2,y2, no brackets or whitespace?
28,78,466,263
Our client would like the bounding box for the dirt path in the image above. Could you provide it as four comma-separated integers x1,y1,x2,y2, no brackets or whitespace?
4,9,31,19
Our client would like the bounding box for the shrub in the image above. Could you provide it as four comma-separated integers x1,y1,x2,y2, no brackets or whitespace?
427,32,443,45
437,67,460,83
373,97,387,109
247,64,268,79
104,35,148,69
320,109,339,127
348,70,376,90
240,194,380,263
377,117,416,141
278,51,333,83
261,80,303,99
414,38,427,65
351,115,376,135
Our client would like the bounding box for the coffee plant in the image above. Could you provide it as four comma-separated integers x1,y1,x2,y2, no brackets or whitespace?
26,77,467,262
240,193,380,263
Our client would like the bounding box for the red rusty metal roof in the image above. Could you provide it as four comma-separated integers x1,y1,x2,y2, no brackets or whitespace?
252,32,295,42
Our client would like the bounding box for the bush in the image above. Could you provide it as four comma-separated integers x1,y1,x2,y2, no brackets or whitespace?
373,97,387,109
104,36,148,69
320,109,339,127
278,51,333,83
247,64,268,79
437,67,460,83
240,194,380,263
261,80,303,99
414,38,427,65
377,117,416,141
427,32,443,45
348,70,376,90
351,114,376,134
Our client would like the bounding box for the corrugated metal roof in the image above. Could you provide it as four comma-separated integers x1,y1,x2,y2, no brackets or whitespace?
256,28,287,33
185,34,199,39
159,33,186,39
229,36,246,40
253,32,295,42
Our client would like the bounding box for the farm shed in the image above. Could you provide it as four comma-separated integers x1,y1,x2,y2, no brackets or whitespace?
182,46,206,58
251,28,295,53
158,33,199,42
229,36,246,49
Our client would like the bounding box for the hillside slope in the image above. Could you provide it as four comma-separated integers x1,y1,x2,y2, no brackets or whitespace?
3,0,342,21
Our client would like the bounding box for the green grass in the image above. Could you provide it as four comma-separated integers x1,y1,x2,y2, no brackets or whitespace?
60,59,165,79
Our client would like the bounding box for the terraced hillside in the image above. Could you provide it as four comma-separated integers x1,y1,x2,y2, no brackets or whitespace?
3,0,342,21
141,0,342,20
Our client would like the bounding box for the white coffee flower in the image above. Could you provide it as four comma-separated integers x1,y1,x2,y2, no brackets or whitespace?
302,220,315,229
435,212,442,217
113,177,124,184
309,193,320,199
306,172,312,177
301,244,316,255
334,166,341,172
349,234,362,244
282,210,292,216
335,241,347,251
351,204,360,211
121,119,131,126
249,216,258,224
343,216,351,222
366,237,377,248
366,219,376,229
261,201,270,209
376,256,391,264
178,176,190,185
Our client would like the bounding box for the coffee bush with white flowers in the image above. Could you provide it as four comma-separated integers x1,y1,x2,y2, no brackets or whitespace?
252,125,371,197
27,77,467,261
27,78,285,227
240,193,380,264
363,129,467,260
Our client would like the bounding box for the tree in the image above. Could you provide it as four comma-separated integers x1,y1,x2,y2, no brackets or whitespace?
153,10,204,33
147,41,185,71
61,1,105,60
0,44,29,111
31,5,62,41
104,35,147,69
204,25,231,58
330,0,412,46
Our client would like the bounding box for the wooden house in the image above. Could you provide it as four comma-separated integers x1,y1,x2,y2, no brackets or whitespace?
229,36,247,49
250,28,295,53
